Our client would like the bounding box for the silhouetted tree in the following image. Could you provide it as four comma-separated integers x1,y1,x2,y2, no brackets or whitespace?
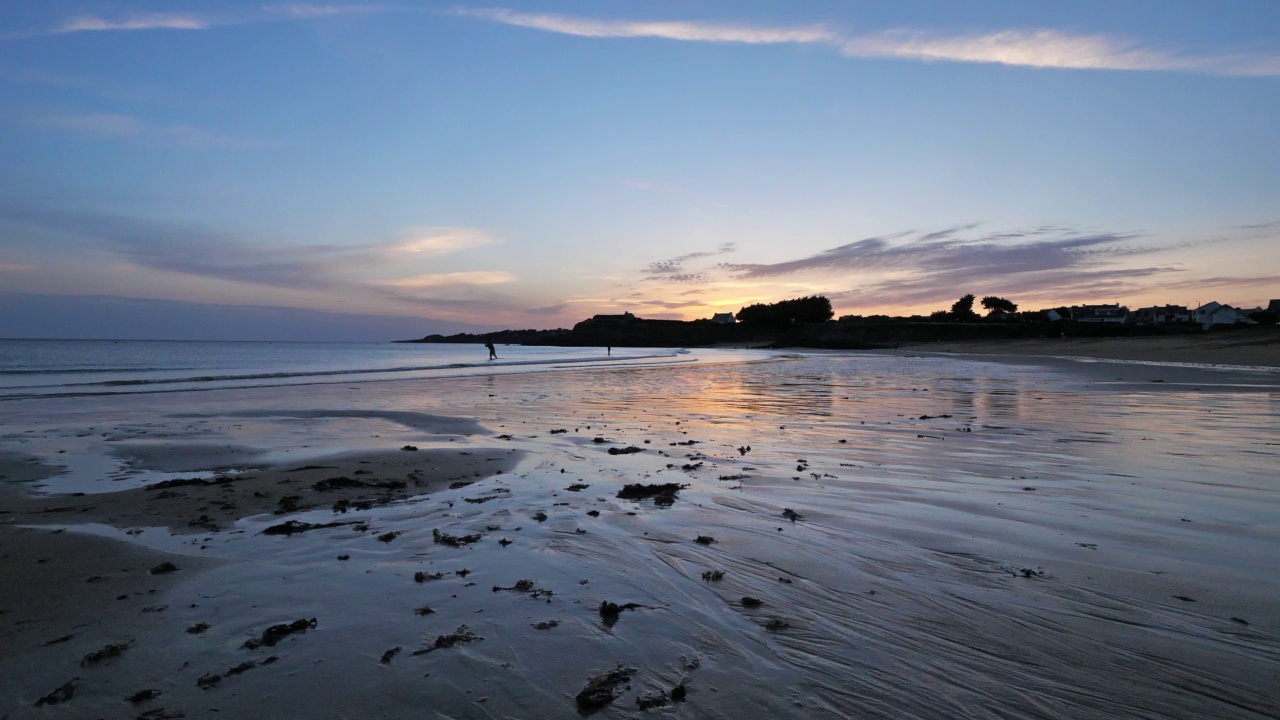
981,296,1018,315
736,296,833,325
950,294,977,320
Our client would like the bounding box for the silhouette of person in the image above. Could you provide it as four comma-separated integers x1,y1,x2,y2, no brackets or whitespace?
607,345,611,356
486,341,497,360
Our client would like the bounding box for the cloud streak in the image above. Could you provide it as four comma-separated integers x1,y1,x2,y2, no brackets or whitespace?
0,199,505,294
643,242,736,280
463,8,1280,77
26,111,263,149
378,271,515,288
53,14,209,34
26,4,388,37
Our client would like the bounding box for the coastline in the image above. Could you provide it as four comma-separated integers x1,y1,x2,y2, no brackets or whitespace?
891,329,1280,368
2,352,1278,718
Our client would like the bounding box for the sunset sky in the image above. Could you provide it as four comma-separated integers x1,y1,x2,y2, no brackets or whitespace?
1,1,1278,340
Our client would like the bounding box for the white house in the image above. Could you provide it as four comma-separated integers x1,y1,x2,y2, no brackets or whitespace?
710,313,736,324
1193,302,1253,329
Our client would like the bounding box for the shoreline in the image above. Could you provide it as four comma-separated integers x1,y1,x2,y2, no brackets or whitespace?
890,330,1280,368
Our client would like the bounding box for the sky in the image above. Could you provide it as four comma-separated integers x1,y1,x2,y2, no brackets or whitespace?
1,1,1278,340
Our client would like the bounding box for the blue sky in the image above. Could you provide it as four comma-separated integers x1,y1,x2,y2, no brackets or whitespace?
1,1,1278,339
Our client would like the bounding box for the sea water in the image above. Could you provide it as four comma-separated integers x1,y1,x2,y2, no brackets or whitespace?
0,338,722,400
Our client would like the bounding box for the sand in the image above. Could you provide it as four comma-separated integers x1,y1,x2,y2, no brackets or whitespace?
1,352,1278,718
897,326,1280,367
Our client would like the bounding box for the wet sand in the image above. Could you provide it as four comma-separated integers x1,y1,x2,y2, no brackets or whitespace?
2,353,1278,718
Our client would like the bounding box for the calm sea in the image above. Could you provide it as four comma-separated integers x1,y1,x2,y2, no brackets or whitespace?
0,339,701,400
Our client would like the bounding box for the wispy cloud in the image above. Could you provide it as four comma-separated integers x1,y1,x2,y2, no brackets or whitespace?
25,111,263,149
711,229,1165,309
24,4,389,38
643,242,736,279
53,14,209,34
392,228,499,256
265,4,390,20
463,8,1280,77
461,8,836,45
0,199,504,294
621,223,1217,312
377,271,514,288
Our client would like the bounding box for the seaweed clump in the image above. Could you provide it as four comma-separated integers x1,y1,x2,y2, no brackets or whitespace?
242,618,317,650
575,666,636,711
616,483,685,506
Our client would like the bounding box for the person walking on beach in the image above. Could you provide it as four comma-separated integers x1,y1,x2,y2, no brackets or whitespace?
485,341,497,360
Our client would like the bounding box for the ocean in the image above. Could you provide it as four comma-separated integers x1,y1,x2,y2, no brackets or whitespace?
0,338,724,400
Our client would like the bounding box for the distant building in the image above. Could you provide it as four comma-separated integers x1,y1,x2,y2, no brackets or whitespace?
1070,304,1129,323
709,313,736,324
1133,305,1190,325
1045,309,1065,322
1193,302,1253,329
1268,299,1280,314
589,312,637,322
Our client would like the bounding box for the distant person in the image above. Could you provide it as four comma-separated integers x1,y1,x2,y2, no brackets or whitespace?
485,341,497,360
607,345,611,356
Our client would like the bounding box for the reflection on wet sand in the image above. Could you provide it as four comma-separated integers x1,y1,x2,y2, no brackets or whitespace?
2,352,1277,718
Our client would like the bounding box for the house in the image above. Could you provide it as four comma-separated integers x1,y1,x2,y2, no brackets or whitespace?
709,313,736,324
1045,309,1065,322
1070,304,1129,323
1193,302,1254,329
1268,299,1280,314
1133,305,1191,325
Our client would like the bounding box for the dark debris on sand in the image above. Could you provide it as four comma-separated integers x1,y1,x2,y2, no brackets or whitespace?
242,618,316,650
313,476,406,492
261,520,354,536
34,679,77,707
575,666,636,712
433,528,482,547
607,446,643,455
127,688,161,704
411,625,481,655
198,656,278,689
82,641,132,666
598,600,642,627
617,483,685,506
147,475,240,491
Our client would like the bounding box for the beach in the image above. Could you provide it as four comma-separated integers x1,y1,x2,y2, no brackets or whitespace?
898,327,1280,368
2,346,1278,718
